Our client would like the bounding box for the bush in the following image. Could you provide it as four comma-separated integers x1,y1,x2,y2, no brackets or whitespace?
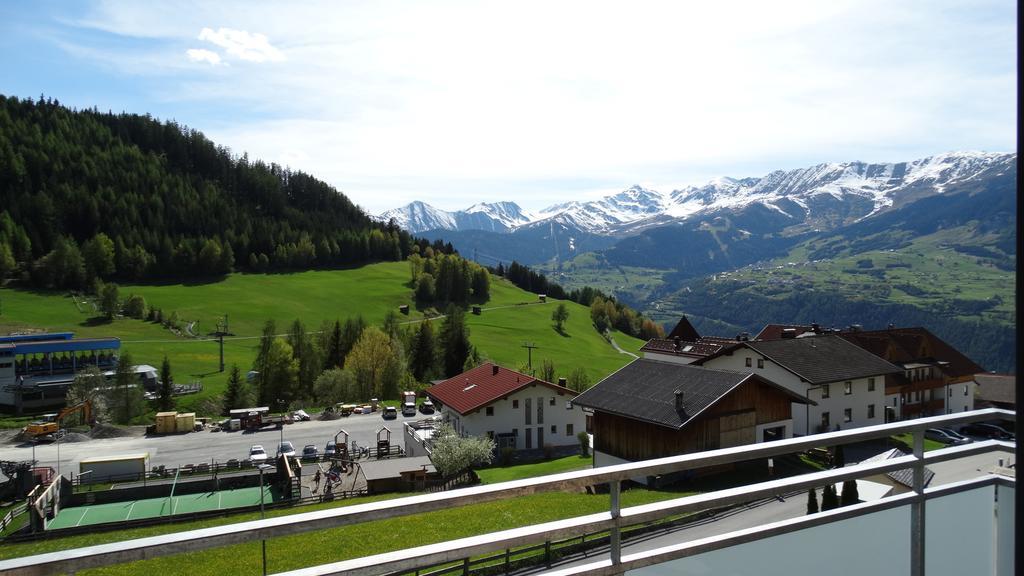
578,431,590,457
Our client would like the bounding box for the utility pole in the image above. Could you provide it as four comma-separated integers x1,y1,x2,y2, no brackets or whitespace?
521,342,538,374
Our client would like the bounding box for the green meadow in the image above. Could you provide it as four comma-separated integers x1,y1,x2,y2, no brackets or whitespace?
0,262,643,417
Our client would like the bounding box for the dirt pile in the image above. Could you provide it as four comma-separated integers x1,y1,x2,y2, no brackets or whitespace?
89,424,134,439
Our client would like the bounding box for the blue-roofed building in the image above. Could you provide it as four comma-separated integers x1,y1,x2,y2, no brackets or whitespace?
0,332,154,414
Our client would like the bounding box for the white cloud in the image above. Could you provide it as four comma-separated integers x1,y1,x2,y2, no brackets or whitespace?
186,48,222,66
54,1,1018,213
197,27,284,63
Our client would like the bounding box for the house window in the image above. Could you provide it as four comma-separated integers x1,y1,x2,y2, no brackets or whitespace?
549,397,556,406
843,408,852,423
513,399,519,409
551,425,557,434
745,357,752,367
948,388,952,397
868,404,875,419
868,377,876,391
567,423,574,436
913,391,919,402
963,385,968,396
525,398,531,425
821,384,830,399
512,428,518,437
757,359,764,369
537,397,544,425
486,406,494,416
844,381,852,395
820,412,830,430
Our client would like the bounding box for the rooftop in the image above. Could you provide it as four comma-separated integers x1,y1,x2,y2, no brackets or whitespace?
426,362,573,415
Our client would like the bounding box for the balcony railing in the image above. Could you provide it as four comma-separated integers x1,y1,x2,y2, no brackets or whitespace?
0,408,1014,576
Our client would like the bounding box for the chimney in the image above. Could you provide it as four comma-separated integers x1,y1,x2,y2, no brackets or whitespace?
782,328,796,339
492,364,499,376
674,389,684,411
558,377,567,387
673,336,681,351
811,323,820,334
736,332,750,341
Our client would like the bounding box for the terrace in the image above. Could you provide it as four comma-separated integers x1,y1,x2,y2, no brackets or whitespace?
0,409,1014,576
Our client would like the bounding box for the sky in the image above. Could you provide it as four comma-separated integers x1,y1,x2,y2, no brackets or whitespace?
0,0,1016,215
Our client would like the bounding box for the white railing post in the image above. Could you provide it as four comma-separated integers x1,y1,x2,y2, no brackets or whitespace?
911,427,926,576
609,479,621,567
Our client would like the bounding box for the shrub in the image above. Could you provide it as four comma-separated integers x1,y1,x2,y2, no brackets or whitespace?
578,431,590,457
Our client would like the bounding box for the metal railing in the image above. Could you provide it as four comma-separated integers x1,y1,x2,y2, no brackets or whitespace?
0,408,1014,576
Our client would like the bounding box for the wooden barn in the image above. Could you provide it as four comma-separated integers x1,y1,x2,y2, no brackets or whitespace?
573,359,811,481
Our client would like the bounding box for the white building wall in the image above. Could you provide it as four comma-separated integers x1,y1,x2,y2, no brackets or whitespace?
439,384,585,449
702,352,886,436
641,351,697,365
946,380,976,413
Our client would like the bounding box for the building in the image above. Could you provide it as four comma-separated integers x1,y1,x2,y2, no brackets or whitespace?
973,373,1015,410
0,332,129,414
640,316,742,364
572,358,809,474
696,334,902,435
425,362,585,452
358,456,438,494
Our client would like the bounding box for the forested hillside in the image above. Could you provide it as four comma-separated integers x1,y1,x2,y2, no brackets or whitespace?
0,95,420,286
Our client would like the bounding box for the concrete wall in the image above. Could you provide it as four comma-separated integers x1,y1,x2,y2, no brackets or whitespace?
641,351,698,365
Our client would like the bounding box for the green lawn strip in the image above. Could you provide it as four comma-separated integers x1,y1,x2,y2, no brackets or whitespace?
889,433,946,452
2,263,642,420
0,489,688,575
477,455,592,484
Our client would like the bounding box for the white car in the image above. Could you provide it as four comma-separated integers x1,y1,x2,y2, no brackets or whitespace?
249,444,268,463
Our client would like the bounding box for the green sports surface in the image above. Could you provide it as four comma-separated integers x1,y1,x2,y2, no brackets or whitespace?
46,486,277,530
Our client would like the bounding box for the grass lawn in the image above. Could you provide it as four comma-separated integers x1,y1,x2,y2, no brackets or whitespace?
477,454,593,484
0,485,691,574
890,433,946,452
1,262,643,420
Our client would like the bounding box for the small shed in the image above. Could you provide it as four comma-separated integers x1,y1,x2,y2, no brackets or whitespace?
360,456,438,494
471,305,481,315
399,304,410,315
175,412,196,433
538,294,546,303
155,412,178,434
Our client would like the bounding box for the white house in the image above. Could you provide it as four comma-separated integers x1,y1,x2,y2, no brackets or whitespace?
697,335,902,436
426,363,585,451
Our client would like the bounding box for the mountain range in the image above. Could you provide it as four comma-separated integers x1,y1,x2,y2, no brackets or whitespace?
377,151,1016,267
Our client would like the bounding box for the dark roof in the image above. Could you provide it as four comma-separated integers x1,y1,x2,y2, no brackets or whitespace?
837,327,985,377
754,324,822,340
426,363,573,415
974,374,1016,406
700,335,902,384
863,448,934,489
641,338,730,359
667,316,701,341
572,359,810,430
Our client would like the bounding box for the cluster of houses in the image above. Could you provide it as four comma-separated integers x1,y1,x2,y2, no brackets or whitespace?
419,317,1003,476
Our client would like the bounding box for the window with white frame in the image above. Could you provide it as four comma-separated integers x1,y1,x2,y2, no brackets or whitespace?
868,377,876,391
868,404,875,419
843,408,852,423
844,381,852,395
821,384,830,399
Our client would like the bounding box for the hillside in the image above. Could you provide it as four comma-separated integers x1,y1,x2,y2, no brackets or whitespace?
0,262,644,415
0,95,416,286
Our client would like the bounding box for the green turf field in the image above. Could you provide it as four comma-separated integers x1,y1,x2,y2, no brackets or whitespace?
45,486,276,529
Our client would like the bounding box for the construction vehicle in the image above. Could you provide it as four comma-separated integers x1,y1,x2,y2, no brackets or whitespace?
21,400,94,438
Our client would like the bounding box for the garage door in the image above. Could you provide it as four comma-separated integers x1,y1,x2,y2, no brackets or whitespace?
718,411,756,448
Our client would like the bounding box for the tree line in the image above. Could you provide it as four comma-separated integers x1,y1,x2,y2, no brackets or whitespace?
0,94,449,288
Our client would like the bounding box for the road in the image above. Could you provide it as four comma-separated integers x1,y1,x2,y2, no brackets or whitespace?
0,410,427,477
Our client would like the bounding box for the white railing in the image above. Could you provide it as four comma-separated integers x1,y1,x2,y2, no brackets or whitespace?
0,408,1014,576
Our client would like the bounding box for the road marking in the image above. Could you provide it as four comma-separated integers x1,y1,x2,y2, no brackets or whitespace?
218,491,222,510
125,501,137,520
75,508,89,527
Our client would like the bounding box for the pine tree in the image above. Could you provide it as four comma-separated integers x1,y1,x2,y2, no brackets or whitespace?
223,364,244,414
158,355,174,411
806,487,819,514
439,305,472,378
821,484,839,510
409,319,437,382
840,479,860,506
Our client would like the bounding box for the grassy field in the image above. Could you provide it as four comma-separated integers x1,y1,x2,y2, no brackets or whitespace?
477,454,592,484
0,262,643,418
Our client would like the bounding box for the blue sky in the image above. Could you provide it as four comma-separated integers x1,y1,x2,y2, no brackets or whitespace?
0,1,1016,214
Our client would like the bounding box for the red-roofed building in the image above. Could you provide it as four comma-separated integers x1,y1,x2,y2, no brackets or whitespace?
425,363,585,452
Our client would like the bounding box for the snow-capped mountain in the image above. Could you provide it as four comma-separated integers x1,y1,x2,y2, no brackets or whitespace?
377,201,533,233
379,151,1014,237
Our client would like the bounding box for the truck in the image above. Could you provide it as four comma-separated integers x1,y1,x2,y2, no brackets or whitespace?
21,401,94,438
79,453,149,483
237,409,291,431
401,391,418,416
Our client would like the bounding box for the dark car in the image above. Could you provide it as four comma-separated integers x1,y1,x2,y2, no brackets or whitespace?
301,444,319,461
419,399,435,414
325,441,337,458
925,428,970,445
960,423,1014,440
936,427,972,444
382,406,398,420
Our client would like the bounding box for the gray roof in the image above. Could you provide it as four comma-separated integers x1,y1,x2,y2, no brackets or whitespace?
737,335,902,384
862,449,934,489
974,374,1015,405
572,359,809,430
359,456,436,481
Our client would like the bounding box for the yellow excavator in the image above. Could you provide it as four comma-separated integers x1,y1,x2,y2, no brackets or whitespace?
21,400,94,438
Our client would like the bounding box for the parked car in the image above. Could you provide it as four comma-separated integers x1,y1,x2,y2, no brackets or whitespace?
936,427,972,444
960,422,1014,440
382,406,398,420
401,402,417,417
277,440,297,458
301,444,319,460
419,399,435,414
325,441,337,458
249,444,268,463
925,428,970,445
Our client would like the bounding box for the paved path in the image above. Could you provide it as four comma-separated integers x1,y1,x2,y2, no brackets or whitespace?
606,333,638,359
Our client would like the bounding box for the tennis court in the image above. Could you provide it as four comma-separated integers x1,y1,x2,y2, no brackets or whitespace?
46,485,279,530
